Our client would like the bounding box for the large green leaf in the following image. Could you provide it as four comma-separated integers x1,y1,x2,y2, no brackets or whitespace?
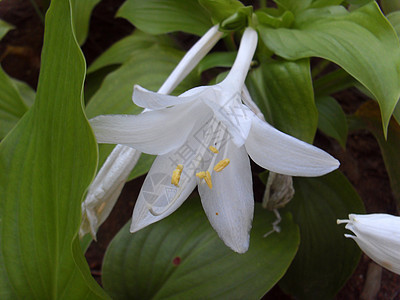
279,171,365,299
0,0,107,298
87,31,174,74
102,200,299,299
117,0,212,36
247,59,317,143
0,67,28,139
258,2,400,134
71,0,101,45
355,101,400,205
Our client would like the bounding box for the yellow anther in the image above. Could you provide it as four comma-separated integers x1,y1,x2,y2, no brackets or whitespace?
196,171,213,189
196,171,206,179
213,158,230,172
171,164,183,187
204,171,212,189
209,146,219,153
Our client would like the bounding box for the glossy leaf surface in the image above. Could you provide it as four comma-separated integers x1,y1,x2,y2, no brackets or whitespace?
102,201,299,299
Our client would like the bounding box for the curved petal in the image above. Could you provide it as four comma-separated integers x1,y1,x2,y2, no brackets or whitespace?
90,101,212,155
198,140,254,253
245,117,340,177
130,152,197,233
133,85,193,109
133,85,213,110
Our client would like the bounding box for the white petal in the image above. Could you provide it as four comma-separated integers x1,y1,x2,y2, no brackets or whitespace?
198,141,254,253
348,234,400,275
158,25,223,95
201,86,255,147
220,27,258,89
245,117,340,176
80,145,141,238
130,153,197,232
132,85,192,109
90,101,211,155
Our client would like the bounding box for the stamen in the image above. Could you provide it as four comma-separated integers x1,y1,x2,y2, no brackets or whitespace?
171,164,183,187
337,219,350,225
196,171,205,179
205,171,212,189
196,171,213,189
209,146,219,153
213,158,230,172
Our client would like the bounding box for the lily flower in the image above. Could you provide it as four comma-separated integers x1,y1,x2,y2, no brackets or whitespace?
337,213,400,275
90,27,339,253
80,25,223,238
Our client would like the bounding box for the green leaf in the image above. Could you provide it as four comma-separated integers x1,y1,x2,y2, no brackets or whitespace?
71,0,101,45
313,68,356,97
102,200,299,299
197,51,236,74
279,171,365,299
355,101,400,205
259,2,400,134
387,11,400,37
275,0,312,13
0,67,28,139
87,30,174,74
0,19,14,40
381,0,400,14
316,96,348,148
117,0,212,36
198,0,244,23
310,0,344,8
247,59,317,143
0,0,107,298
11,78,36,108
256,9,295,28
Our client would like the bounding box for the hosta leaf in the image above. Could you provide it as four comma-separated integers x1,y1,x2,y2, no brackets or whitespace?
102,200,299,299
71,0,101,45
0,0,107,298
259,2,400,134
316,96,348,148
87,30,174,74
279,171,365,299
117,0,212,36
247,59,317,143
197,51,236,74
11,78,36,108
355,101,400,204
198,0,245,23
0,67,28,139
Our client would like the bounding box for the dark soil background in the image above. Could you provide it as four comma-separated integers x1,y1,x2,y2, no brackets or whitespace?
1,0,399,299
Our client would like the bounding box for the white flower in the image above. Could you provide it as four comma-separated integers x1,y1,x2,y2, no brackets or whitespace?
90,27,339,253
338,213,400,275
80,25,223,238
